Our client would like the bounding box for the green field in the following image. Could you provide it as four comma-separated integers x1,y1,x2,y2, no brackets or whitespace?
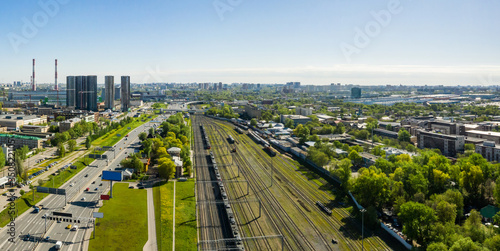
175,180,196,251
153,181,174,251
92,115,156,147
89,183,148,251
0,155,95,227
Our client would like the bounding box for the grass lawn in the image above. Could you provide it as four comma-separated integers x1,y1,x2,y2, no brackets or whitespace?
92,115,156,147
175,179,196,251
153,181,174,251
0,155,95,227
89,183,148,251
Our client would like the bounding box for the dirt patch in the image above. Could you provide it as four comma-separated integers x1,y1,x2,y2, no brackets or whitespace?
298,199,311,212
275,176,282,183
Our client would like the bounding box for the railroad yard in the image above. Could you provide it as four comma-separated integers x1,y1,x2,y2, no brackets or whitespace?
194,115,402,251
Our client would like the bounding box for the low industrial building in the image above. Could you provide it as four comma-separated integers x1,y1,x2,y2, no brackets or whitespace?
373,128,399,139
0,114,47,131
0,134,43,149
467,130,500,145
280,114,312,126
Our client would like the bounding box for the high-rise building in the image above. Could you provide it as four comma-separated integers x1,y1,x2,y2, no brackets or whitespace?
86,75,98,111
66,76,76,107
115,86,121,100
67,75,98,111
351,87,362,99
75,76,86,110
105,76,115,110
121,76,130,112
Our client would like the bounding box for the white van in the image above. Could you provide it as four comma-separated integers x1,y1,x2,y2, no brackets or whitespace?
55,241,62,249
71,225,78,231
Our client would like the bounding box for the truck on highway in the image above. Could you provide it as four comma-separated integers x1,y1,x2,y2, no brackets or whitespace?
33,205,42,213
55,241,62,249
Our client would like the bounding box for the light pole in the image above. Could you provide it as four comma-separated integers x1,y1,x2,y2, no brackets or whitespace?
361,208,367,251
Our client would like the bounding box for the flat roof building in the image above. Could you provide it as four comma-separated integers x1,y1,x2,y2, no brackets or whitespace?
417,129,465,157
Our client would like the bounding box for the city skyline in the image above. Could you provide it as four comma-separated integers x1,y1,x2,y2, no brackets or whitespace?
1,0,499,85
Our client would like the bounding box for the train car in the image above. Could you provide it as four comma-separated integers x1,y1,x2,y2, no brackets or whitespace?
264,144,276,157
316,201,332,216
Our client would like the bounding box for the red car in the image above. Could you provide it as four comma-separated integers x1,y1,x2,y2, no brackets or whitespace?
85,188,90,192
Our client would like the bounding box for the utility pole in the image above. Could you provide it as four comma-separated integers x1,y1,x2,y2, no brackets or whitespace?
361,208,366,251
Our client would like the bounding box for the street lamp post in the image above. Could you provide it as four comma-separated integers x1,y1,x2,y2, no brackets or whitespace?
361,208,367,251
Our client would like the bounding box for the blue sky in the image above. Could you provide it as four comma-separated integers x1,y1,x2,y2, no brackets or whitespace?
1,0,499,85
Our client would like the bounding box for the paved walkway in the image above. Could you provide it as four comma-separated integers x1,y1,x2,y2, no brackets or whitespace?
143,186,158,251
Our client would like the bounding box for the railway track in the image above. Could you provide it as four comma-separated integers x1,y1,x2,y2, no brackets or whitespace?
202,116,333,251
211,117,395,251
204,123,275,251
193,116,233,250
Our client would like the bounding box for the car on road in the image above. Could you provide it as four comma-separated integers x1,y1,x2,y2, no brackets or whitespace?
81,197,86,201
85,187,90,192
92,181,95,184
100,183,103,186
66,224,72,229
44,236,50,242
85,174,88,177
332,239,338,244
71,225,78,231
94,187,98,191
57,219,62,223
70,183,74,187
129,186,134,189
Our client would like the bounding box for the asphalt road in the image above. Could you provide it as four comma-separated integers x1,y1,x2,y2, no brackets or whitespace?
0,110,166,251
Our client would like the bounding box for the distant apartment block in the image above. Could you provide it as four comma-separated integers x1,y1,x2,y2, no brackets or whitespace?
351,87,362,99
296,107,313,116
417,129,465,157
244,104,262,119
467,130,500,144
475,141,500,162
429,120,466,135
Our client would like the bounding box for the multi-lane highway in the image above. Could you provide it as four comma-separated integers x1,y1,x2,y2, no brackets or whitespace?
0,111,165,251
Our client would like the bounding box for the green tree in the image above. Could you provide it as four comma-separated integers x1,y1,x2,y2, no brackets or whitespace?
398,201,437,246
67,140,76,152
398,128,411,142
348,150,363,167
139,132,147,141
58,143,66,158
19,190,25,196
449,237,482,251
426,242,448,251
285,118,295,129
334,158,352,192
158,158,175,180
0,149,5,168
85,136,92,149
351,166,390,208
250,118,257,127
55,116,65,122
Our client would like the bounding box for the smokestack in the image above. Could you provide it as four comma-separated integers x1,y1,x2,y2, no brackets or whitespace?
55,59,58,91
32,59,36,91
